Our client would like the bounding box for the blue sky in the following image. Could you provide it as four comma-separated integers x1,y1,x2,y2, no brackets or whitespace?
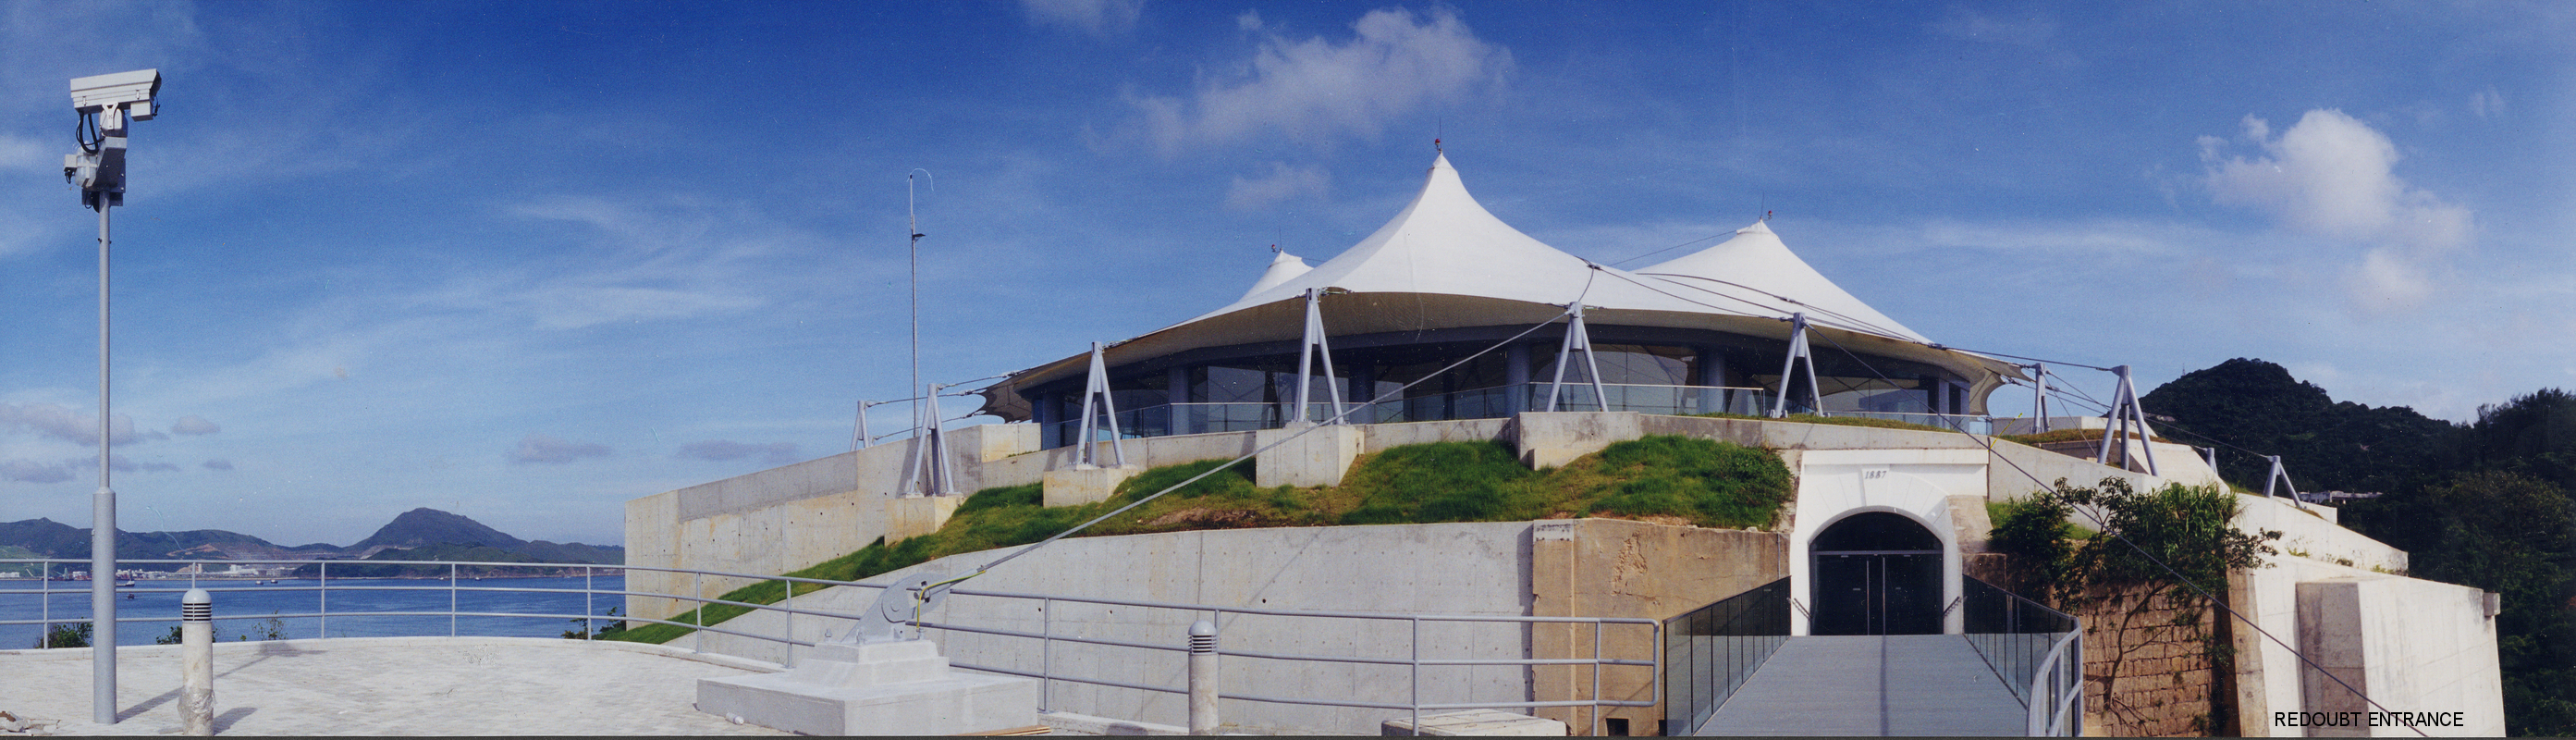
4,1,2572,547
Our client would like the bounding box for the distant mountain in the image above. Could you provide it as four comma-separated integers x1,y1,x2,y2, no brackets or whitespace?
0,508,620,570
349,508,528,555
2141,358,2454,493
0,517,291,562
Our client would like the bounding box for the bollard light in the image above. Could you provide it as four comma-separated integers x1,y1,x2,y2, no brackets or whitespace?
181,588,213,736
1188,620,1218,735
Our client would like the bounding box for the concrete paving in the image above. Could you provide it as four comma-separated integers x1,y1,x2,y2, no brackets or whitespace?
0,636,801,736
1695,635,2025,736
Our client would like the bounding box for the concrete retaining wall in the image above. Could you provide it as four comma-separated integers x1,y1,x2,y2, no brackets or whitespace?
2229,558,2504,736
690,522,1542,735
1528,519,1788,734
2235,493,2403,574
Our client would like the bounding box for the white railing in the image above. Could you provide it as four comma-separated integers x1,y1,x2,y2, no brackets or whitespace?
4,558,1660,734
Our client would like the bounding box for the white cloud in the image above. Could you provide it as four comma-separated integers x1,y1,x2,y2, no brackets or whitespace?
0,133,48,171
171,414,221,436
1130,7,1510,155
2201,109,2472,312
677,439,799,465
0,402,157,446
508,434,610,465
1022,0,1143,36
0,459,73,484
2470,87,2506,118
1929,6,2057,45
1224,162,1330,211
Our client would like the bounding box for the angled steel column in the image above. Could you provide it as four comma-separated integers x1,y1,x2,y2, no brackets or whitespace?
1544,302,1609,413
2091,365,2159,476
1768,313,1820,418
2029,363,2052,433
1073,341,1127,468
1290,288,1344,426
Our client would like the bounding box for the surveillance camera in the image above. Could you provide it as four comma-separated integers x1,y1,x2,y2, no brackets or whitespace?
70,68,160,119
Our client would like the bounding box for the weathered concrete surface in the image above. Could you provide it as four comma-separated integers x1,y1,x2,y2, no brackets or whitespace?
1516,412,1643,468
1359,418,1514,450
1528,518,1788,735
1638,414,1986,453
886,494,963,541
1254,423,1364,487
696,639,1037,735
0,637,791,736
2292,575,2503,737
1382,709,1570,735
697,523,1542,735
2235,492,2401,573
2232,558,2504,737
1042,465,1142,507
975,430,1261,494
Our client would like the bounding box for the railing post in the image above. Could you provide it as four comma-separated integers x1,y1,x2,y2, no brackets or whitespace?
449,563,459,637
1188,619,1219,735
318,561,327,639
783,579,795,666
1039,597,1053,711
1409,617,1421,734
691,572,703,654
584,565,595,640
1591,620,1604,737
38,561,49,650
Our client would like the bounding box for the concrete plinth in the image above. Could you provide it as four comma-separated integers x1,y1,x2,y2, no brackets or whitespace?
1043,465,1142,507
1255,423,1362,488
1513,411,1641,469
886,496,963,542
696,639,1037,736
1381,709,1568,735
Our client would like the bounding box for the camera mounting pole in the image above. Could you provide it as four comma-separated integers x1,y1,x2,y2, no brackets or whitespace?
65,68,158,725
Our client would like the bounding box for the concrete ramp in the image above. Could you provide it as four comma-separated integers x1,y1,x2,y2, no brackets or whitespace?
1694,635,2025,736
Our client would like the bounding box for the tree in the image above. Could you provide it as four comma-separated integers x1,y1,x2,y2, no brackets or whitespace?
33,622,92,649
1991,477,2278,734
2346,469,2575,735
2141,358,2450,494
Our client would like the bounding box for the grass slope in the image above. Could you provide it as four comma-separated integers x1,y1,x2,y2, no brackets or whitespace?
607,435,1789,645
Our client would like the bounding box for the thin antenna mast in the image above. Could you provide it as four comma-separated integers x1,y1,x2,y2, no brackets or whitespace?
906,170,929,443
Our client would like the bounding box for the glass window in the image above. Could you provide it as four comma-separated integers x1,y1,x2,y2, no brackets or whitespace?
1532,344,1698,386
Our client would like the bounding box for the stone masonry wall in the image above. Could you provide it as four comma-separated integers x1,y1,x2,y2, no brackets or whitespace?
2079,586,2224,736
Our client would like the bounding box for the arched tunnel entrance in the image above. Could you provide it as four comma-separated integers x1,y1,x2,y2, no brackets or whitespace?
1809,512,1944,635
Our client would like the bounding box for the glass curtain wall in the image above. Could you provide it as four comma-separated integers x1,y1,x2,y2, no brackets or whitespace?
1035,331,1962,448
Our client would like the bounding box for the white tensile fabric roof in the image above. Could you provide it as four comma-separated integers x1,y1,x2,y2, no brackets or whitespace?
980,154,2013,420
1239,250,1314,302
1636,220,1932,344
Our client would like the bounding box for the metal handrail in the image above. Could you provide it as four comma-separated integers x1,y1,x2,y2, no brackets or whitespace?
3,557,1662,732
1957,576,2083,737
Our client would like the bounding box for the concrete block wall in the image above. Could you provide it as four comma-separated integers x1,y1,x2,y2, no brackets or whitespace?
626,450,875,622
2231,558,2504,736
2235,493,2402,574
691,523,1543,735
1528,519,1789,734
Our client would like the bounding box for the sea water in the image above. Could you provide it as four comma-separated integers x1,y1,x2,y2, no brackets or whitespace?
0,574,626,649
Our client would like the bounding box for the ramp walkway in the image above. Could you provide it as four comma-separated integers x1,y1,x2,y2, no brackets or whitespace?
1693,635,2026,736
